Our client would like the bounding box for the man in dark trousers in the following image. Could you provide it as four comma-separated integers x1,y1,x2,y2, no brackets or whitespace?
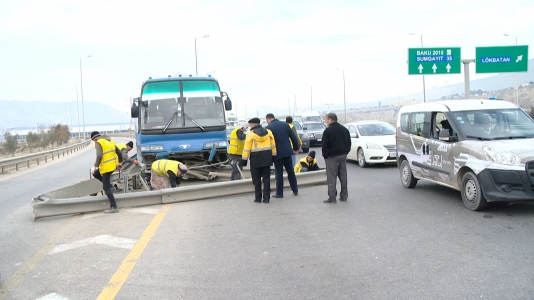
321,112,351,203
90,131,123,213
265,113,300,198
242,118,277,203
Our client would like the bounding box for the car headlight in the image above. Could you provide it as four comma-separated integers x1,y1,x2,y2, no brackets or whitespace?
307,133,315,138
204,141,228,149
365,143,382,150
140,145,164,151
482,145,519,165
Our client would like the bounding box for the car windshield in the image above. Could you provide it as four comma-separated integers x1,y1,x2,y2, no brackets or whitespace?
357,123,396,136
304,123,326,131
292,121,303,130
451,108,534,139
140,80,225,131
305,116,322,122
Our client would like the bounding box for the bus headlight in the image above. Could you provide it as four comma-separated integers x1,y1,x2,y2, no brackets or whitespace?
140,145,164,151
204,141,228,149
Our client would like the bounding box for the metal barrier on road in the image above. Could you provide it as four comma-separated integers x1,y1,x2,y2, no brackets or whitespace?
31,170,327,221
0,140,92,174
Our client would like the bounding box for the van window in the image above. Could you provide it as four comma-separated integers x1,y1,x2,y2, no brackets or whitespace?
400,112,428,137
451,108,534,139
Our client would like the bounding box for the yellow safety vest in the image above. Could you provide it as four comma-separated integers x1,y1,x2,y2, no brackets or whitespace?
152,159,182,177
242,129,277,160
288,123,302,148
294,157,317,173
96,139,118,174
228,127,245,155
116,143,126,150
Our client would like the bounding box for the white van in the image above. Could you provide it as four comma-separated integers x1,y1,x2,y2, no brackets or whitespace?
293,111,322,123
396,99,534,211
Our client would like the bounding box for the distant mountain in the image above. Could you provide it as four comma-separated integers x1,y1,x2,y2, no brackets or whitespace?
375,58,534,106
0,100,130,130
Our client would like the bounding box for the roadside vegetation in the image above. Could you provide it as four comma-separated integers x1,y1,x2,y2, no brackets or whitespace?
1,124,72,157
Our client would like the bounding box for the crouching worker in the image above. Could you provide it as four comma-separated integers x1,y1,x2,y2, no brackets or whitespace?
150,159,188,190
294,151,320,173
90,131,123,213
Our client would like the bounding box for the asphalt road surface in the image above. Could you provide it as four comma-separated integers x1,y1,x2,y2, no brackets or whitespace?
1,141,534,299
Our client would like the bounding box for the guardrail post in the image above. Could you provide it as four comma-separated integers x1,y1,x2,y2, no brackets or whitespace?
27,160,30,168
123,174,129,193
37,157,40,165
1,166,4,174
16,162,19,171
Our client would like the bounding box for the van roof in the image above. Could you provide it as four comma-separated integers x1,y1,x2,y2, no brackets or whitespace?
398,99,517,113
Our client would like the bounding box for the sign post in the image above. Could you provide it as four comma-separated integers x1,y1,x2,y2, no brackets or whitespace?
408,47,461,75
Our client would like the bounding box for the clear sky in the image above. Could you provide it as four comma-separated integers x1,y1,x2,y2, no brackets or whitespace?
1,0,533,120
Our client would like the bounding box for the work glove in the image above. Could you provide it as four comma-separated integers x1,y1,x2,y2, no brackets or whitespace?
91,166,96,175
117,164,123,170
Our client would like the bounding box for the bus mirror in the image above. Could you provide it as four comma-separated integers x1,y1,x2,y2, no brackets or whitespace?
131,103,139,118
224,98,232,111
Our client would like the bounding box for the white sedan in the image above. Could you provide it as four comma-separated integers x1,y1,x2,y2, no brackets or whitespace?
344,120,397,168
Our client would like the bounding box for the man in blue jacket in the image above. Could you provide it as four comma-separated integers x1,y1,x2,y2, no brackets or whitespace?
265,113,300,198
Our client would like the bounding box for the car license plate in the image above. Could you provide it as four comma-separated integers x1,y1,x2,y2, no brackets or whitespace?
317,139,322,142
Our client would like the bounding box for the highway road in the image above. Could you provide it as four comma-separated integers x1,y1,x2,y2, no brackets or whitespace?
1,141,534,299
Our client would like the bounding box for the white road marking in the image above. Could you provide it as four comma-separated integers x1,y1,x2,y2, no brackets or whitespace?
35,293,70,300
48,235,136,255
81,207,160,219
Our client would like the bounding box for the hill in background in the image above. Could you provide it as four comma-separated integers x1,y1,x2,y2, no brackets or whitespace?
0,100,130,131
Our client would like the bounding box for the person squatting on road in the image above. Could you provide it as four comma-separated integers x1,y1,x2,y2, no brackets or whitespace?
294,150,320,173
286,116,303,167
265,113,300,198
242,118,277,203
150,159,188,190
116,141,134,163
228,125,247,180
91,131,123,213
321,112,351,203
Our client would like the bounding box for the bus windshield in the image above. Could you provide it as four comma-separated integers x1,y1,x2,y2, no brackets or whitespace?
140,80,226,131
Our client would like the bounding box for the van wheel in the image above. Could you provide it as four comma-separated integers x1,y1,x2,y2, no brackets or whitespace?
461,172,488,211
302,147,309,153
400,160,417,188
357,148,368,168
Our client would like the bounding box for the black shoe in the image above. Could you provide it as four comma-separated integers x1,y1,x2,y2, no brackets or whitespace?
339,198,347,202
254,199,262,203
263,199,269,203
324,199,337,203
293,192,298,196
90,193,97,196
273,195,283,198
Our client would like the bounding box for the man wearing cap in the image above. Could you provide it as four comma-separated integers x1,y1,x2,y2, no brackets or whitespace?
294,151,320,173
242,118,277,203
90,131,124,213
228,125,247,180
115,141,134,163
265,113,299,198
150,159,188,190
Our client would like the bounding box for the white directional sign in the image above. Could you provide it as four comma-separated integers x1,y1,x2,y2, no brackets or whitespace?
48,235,136,255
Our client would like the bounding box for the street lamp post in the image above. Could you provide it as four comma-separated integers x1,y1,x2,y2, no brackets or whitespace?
195,35,209,75
76,86,80,138
79,55,92,139
337,69,347,123
409,33,426,102
503,33,519,106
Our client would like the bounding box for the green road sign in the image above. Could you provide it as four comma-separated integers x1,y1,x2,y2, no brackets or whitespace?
408,47,461,75
475,45,529,73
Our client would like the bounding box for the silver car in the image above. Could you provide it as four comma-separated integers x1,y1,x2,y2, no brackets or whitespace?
292,121,310,153
302,122,326,146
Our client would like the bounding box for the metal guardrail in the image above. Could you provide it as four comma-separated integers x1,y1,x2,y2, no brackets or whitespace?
31,170,327,221
0,139,92,174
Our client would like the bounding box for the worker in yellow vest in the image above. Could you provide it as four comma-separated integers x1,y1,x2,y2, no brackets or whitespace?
90,131,123,213
228,125,247,180
116,141,134,162
286,116,302,167
294,151,320,173
150,159,188,190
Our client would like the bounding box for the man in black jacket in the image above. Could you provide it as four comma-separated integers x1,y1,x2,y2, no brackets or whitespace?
321,113,351,203
265,113,300,198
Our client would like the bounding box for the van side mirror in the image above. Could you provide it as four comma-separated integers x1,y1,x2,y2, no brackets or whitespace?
439,129,457,142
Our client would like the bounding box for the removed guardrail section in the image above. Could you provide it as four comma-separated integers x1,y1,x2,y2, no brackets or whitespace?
0,140,91,174
31,170,327,221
